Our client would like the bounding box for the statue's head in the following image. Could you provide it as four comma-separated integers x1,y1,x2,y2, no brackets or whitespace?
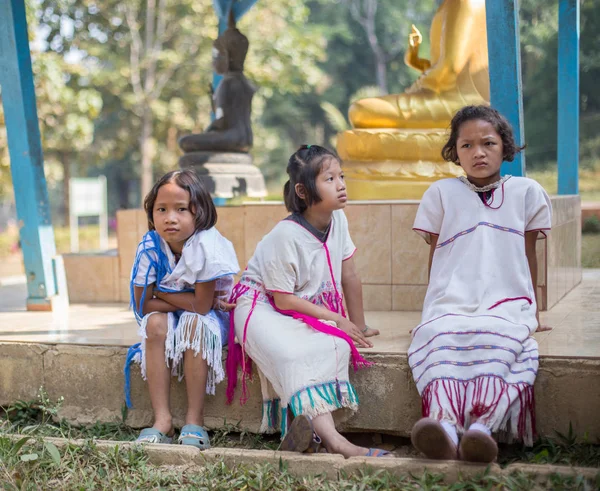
212,10,249,74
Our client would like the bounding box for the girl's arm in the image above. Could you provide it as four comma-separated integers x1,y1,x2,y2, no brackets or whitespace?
525,231,551,332
427,235,439,281
153,280,216,315
134,285,179,316
272,291,372,348
341,257,379,337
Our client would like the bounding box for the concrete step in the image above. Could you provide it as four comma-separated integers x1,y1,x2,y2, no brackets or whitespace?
1,342,598,441
4,434,599,484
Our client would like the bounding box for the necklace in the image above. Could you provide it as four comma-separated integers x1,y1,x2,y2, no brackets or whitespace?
458,175,511,193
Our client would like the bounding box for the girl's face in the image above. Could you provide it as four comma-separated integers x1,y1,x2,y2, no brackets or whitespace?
456,119,504,186
152,182,196,252
312,158,347,212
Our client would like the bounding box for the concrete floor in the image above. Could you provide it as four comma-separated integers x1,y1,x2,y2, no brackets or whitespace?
0,270,599,359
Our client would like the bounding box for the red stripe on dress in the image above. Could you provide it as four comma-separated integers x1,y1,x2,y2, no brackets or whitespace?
487,296,532,310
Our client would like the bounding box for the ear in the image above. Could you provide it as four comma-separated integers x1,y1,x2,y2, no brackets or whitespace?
294,183,306,200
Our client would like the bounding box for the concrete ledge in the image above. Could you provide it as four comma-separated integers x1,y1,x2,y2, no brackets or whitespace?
1,342,599,441
4,435,599,483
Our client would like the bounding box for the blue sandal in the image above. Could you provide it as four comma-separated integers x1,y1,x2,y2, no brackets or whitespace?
178,424,211,450
136,428,173,444
366,448,392,457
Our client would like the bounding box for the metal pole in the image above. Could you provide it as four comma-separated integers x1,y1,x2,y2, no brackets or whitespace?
485,0,526,177
557,0,580,195
0,0,61,309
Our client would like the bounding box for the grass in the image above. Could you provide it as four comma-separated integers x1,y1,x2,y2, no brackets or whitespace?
528,168,600,202
1,392,599,489
582,234,600,268
499,424,600,469
0,389,279,450
1,436,599,490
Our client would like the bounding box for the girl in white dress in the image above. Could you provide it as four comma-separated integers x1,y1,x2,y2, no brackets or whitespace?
410,106,552,463
226,145,389,458
125,170,239,448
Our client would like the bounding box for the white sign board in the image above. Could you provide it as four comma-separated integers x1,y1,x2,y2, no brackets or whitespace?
69,176,108,252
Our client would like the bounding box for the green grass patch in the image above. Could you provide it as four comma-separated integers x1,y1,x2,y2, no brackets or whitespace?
1,436,598,490
528,169,600,201
582,234,600,268
499,424,600,469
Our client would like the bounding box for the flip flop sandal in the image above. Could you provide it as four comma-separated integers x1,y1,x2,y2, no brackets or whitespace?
303,433,327,454
365,448,392,457
279,414,315,453
178,424,211,450
459,429,498,463
135,428,173,444
411,418,458,460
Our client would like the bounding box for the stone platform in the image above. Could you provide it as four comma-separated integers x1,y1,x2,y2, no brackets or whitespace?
1,271,599,440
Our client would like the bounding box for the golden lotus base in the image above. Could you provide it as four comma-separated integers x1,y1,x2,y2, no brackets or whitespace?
337,128,450,163
343,159,464,200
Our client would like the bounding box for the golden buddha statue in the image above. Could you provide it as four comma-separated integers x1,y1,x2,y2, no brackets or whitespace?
337,0,489,199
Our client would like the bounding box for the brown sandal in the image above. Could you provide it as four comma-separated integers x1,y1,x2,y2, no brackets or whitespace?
459,429,498,463
279,415,315,453
411,418,458,460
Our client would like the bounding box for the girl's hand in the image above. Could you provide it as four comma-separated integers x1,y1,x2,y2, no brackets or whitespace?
213,298,236,312
336,317,373,348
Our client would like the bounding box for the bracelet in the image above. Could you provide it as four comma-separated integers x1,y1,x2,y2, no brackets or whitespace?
361,325,370,333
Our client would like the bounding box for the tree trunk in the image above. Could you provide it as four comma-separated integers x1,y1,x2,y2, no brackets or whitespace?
375,55,388,94
140,107,154,202
62,152,70,227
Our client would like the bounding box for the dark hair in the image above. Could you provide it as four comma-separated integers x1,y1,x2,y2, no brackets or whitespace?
441,105,526,165
283,145,341,213
144,170,217,232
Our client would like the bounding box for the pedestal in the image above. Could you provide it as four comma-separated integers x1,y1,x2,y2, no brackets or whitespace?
336,128,464,200
179,151,267,199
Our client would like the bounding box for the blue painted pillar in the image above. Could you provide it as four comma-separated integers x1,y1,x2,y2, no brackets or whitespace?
0,0,59,309
485,0,526,176
557,0,580,195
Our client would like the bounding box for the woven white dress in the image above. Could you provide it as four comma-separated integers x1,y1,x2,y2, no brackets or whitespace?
227,210,369,434
410,176,551,444
127,228,239,401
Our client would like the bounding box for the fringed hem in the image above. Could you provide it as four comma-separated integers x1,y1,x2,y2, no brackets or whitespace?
136,311,225,395
422,376,536,446
260,398,281,434
259,381,359,437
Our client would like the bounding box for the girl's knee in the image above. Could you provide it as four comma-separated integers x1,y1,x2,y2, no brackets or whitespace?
146,313,169,340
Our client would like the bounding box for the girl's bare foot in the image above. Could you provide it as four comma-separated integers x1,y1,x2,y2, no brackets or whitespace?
362,326,380,337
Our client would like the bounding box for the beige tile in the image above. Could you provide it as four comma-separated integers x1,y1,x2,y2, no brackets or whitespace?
244,204,288,261
392,285,427,311
64,254,120,303
549,195,580,226
391,204,421,252
393,250,429,286
345,204,391,284
536,238,546,286
362,285,392,311
391,204,429,285
537,285,547,312
216,206,246,269
116,209,147,279
119,275,131,304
